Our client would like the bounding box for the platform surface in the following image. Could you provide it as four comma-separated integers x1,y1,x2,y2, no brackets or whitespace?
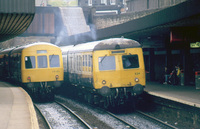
0,81,39,129
145,82,200,108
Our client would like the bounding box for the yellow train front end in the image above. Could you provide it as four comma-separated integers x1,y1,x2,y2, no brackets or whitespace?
93,47,145,106
21,43,63,100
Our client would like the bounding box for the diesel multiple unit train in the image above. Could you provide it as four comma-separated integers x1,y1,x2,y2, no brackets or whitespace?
0,42,63,100
0,38,145,107
61,38,146,108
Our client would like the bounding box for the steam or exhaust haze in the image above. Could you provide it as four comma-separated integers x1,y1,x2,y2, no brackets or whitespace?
55,7,96,45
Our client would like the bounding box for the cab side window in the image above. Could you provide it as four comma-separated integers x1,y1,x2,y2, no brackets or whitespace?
25,56,35,69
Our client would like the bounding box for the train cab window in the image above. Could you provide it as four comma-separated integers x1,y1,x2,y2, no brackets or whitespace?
37,56,47,68
25,56,35,69
49,55,60,67
99,56,116,71
122,55,139,69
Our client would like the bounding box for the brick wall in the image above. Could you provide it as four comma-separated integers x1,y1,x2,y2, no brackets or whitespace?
93,9,161,29
92,0,187,29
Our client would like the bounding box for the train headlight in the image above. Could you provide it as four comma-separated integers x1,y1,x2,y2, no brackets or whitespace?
102,80,106,85
135,78,139,82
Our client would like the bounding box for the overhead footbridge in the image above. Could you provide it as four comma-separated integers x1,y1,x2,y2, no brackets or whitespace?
0,0,35,42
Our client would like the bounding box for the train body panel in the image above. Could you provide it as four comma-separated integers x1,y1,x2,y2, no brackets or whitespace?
93,48,145,90
66,51,93,88
21,68,63,82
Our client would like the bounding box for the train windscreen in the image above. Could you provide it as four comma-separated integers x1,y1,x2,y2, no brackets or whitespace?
122,55,139,69
37,56,47,68
49,55,60,67
99,56,116,71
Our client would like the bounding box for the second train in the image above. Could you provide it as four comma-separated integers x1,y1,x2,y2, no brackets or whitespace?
61,38,146,108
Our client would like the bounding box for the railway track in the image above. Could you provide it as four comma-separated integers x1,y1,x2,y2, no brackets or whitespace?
105,111,137,129
35,99,137,129
34,96,179,129
135,110,178,129
34,104,52,129
34,102,92,129
112,109,179,129
55,101,93,129
55,99,138,129
55,96,179,129
98,108,177,129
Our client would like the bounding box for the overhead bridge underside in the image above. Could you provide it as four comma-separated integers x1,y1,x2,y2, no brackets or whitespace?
0,0,35,42
0,13,34,42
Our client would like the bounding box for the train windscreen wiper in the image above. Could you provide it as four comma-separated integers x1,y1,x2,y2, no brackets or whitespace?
50,54,54,62
100,54,107,63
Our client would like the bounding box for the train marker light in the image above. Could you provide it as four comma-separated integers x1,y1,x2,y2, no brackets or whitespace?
27,76,31,82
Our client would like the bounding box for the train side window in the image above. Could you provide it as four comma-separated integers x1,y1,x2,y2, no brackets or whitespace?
122,55,139,69
76,55,79,72
72,54,75,72
88,55,91,72
83,55,84,66
85,55,87,66
74,55,76,71
90,55,93,72
99,56,116,71
70,55,72,72
49,55,60,67
88,55,91,67
37,56,47,68
25,56,35,69
79,55,81,71
74,54,76,72
76,55,78,71
85,55,88,71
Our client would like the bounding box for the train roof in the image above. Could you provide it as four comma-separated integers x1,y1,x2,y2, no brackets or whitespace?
0,47,15,55
60,45,74,54
0,42,59,55
12,42,59,53
61,38,141,53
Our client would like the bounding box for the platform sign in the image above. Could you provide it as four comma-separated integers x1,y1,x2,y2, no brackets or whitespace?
190,42,200,48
